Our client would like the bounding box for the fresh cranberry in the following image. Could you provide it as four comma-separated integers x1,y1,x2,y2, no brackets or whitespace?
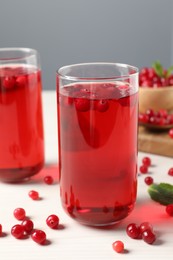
96,99,109,112
44,175,54,185
28,190,39,200
11,224,24,239
169,128,173,138
142,229,156,244
140,67,149,76
141,80,152,87
139,222,153,233
139,165,148,174
165,204,173,216
161,77,168,86
16,75,27,88
167,114,173,124
142,157,151,167
46,214,59,229
158,109,168,118
144,176,153,185
126,223,140,239
168,167,173,176
13,208,26,220
146,109,154,118
3,77,16,89
75,98,90,112
138,113,149,124
112,240,124,253
31,229,46,245
21,219,34,234
0,224,2,236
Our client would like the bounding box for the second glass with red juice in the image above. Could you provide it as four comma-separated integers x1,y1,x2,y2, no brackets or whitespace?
57,63,138,226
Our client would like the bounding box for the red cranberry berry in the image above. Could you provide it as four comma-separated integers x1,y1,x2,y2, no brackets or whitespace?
46,214,59,229
44,175,54,185
142,157,151,167
28,190,39,200
3,77,16,89
16,75,27,88
144,176,153,185
146,109,154,118
168,168,173,176
75,98,90,112
142,229,156,244
21,219,34,234
169,128,173,138
126,223,140,239
11,224,24,239
112,240,124,253
139,165,148,174
165,204,173,216
31,229,46,245
0,224,2,236
13,208,26,220
139,222,153,233
96,99,109,112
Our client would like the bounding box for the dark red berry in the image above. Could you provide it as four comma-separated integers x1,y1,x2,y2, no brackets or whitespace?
96,99,109,112
16,75,27,88
112,240,124,253
11,224,24,239
139,165,148,174
46,214,59,229
3,76,16,89
21,219,34,234
138,113,149,123
168,168,173,176
165,204,173,216
169,128,173,138
144,176,153,185
142,229,156,244
0,224,2,236
146,109,154,118
28,190,39,200
126,223,140,239
142,157,151,167
44,176,54,185
139,222,153,233
75,98,90,112
31,229,46,245
13,208,26,220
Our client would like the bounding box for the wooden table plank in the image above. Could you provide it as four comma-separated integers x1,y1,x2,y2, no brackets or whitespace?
138,126,173,157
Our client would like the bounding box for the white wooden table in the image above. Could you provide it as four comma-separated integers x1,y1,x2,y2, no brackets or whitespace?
0,91,173,260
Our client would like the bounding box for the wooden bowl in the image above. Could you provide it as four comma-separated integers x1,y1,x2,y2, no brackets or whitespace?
139,86,173,113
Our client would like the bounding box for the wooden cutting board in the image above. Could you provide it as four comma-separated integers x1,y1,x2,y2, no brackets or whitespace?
138,126,173,157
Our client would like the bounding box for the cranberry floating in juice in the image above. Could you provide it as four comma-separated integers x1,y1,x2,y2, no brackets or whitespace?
0,48,44,182
57,63,138,226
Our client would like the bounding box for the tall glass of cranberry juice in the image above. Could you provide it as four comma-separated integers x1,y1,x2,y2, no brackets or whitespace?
57,63,138,226
0,48,44,182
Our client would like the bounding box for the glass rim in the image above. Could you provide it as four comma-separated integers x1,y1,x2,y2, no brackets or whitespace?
0,48,38,62
57,62,139,81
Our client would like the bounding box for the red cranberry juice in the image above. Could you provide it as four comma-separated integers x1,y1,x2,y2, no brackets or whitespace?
0,65,44,182
57,82,138,225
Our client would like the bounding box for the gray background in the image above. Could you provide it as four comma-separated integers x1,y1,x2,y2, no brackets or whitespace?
0,0,173,90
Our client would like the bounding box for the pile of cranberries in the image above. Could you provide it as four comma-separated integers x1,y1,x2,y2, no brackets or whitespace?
139,67,173,88
10,207,59,244
139,108,173,127
126,222,156,244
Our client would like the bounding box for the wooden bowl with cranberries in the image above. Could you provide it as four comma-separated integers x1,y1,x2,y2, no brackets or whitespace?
139,61,173,129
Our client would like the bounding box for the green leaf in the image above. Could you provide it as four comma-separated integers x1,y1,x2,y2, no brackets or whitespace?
152,60,164,78
148,183,173,205
166,65,173,78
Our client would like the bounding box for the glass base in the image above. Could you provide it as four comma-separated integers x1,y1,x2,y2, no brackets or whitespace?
0,161,44,183
62,203,135,227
